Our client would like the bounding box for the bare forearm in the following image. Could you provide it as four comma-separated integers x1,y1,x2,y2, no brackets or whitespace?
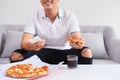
21,41,32,51
20,33,34,51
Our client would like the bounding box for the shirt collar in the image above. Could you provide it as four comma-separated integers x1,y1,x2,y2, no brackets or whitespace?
40,7,63,19
58,7,63,19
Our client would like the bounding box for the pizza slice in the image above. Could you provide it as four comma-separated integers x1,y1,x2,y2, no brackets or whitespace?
67,38,85,44
6,63,49,78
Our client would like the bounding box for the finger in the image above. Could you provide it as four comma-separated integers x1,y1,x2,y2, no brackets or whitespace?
70,43,79,49
41,39,46,45
36,40,45,46
72,43,83,49
77,43,84,49
34,47,41,51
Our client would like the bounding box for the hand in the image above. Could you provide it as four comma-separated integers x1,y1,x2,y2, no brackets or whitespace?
31,39,46,51
70,42,85,49
70,39,85,49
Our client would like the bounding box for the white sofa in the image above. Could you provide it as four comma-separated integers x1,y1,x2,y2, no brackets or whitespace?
0,25,120,64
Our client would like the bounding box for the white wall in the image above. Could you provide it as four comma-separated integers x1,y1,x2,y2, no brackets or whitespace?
0,0,120,38
0,0,41,24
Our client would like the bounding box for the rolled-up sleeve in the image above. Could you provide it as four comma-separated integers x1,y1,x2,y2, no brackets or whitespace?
69,12,80,33
24,13,37,35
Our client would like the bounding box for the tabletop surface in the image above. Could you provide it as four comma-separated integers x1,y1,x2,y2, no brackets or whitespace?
37,64,120,80
1,55,120,80
0,64,120,80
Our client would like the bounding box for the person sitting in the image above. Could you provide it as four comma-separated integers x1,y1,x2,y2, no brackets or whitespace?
10,0,93,64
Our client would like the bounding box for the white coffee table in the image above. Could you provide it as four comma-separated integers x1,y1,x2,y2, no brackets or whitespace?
1,55,120,80
38,65,120,80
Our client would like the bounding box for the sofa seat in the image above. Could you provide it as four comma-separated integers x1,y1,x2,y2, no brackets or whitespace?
0,58,10,64
93,59,119,64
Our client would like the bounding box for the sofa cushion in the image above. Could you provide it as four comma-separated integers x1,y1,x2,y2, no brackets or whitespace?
1,31,23,58
0,30,108,59
81,33,109,59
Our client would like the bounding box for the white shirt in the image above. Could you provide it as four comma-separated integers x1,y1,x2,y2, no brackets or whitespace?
24,8,80,50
